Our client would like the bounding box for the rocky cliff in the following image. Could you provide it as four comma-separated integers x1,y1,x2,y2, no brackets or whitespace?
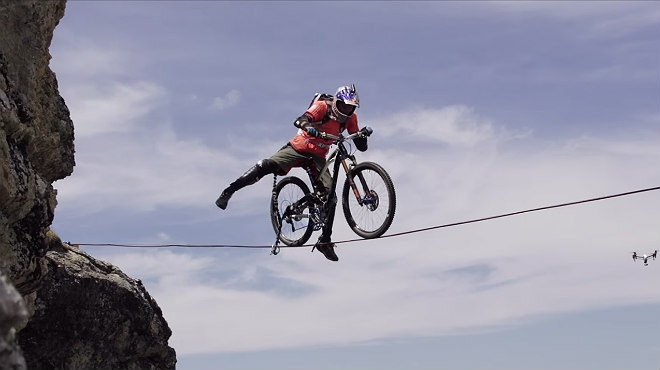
0,1,176,369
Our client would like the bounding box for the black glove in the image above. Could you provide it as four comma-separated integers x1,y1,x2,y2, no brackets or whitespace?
303,126,319,137
359,126,373,137
355,127,370,152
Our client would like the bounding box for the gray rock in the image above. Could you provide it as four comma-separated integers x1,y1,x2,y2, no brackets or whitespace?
0,0,72,300
0,0,177,368
18,243,176,370
0,271,28,370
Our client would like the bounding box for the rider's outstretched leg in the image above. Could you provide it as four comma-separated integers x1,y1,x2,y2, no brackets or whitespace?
314,192,339,261
216,159,280,210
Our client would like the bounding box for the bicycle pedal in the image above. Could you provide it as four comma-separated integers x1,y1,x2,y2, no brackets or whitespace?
271,243,281,255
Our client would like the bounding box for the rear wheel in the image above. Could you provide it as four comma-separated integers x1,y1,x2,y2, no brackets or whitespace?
342,162,396,239
270,176,314,246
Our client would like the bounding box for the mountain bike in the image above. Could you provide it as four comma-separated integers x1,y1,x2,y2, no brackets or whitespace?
270,128,396,254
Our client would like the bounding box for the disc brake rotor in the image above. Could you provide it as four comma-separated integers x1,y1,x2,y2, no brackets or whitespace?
363,190,379,211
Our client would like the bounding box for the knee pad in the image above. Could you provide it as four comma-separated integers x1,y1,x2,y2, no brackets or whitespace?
236,159,279,187
256,159,280,177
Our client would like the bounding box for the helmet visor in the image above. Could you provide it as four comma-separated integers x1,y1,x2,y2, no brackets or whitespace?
336,100,356,116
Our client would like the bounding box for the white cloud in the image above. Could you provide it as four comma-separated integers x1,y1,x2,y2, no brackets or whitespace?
96,250,216,282
50,31,168,138
211,89,241,110
50,41,272,213
63,81,166,138
375,105,501,146
485,1,658,26
51,31,136,78
54,125,260,212
404,1,659,41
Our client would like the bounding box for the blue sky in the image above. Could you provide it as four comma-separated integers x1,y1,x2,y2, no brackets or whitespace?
49,2,659,369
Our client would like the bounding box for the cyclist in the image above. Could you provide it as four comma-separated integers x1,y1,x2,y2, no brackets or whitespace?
215,84,369,261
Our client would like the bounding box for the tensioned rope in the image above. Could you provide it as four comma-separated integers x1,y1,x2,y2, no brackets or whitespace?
68,186,660,249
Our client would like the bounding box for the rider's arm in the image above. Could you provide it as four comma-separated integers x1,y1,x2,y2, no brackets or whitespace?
346,116,368,152
294,101,328,128
293,114,312,129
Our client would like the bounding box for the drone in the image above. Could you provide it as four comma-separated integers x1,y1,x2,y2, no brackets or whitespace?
632,250,657,266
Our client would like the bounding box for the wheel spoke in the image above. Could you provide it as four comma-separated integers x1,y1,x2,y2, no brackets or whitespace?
343,163,396,239
270,177,314,246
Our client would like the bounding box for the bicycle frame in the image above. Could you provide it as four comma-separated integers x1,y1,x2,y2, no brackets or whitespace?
309,132,370,206
270,132,372,254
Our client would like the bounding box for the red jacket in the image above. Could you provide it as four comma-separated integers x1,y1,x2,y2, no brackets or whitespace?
289,101,359,157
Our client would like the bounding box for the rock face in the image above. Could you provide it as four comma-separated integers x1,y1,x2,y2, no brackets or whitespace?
0,1,176,369
19,243,176,370
0,0,72,300
0,271,28,370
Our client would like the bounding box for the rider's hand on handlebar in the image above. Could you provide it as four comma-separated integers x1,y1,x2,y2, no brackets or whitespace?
303,125,320,137
359,126,373,137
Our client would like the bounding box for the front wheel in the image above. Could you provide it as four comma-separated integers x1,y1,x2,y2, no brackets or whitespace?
270,176,314,246
342,162,396,239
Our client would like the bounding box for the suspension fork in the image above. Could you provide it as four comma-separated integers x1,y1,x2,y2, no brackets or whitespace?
340,153,369,206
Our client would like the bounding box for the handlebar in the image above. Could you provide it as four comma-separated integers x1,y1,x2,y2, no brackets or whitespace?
319,126,373,142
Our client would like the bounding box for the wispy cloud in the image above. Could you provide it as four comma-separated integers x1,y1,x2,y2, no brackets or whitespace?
54,124,256,212
376,105,498,146
50,30,137,78
211,89,240,110
63,81,165,138
485,1,659,29
50,40,270,212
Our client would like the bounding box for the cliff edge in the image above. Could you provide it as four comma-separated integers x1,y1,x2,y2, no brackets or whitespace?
0,1,176,368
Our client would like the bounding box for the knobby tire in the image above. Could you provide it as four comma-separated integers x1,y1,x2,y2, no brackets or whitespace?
270,176,314,246
342,162,396,239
